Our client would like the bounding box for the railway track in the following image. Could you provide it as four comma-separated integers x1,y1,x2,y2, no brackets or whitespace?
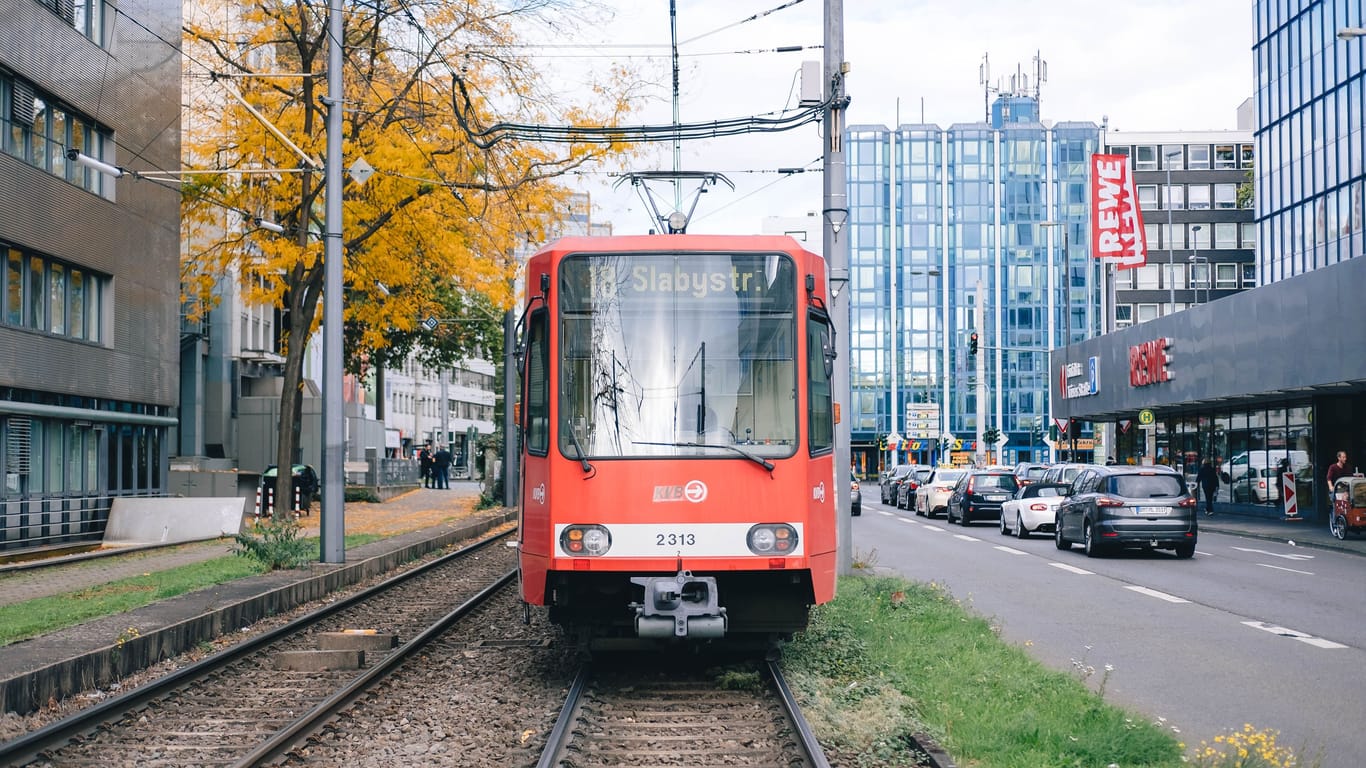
537,659,830,768
0,531,517,768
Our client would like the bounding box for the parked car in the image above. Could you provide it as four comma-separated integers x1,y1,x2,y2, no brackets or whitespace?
915,467,966,518
881,464,916,505
1054,465,1197,558
258,463,319,515
999,482,1069,538
946,470,1019,526
851,473,862,516
895,464,931,510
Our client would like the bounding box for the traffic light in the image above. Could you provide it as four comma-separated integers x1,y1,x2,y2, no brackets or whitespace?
969,332,979,356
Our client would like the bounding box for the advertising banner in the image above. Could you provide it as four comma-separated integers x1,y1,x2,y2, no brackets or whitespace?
1090,153,1147,269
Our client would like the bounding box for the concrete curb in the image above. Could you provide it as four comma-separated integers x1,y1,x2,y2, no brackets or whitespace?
1,510,516,716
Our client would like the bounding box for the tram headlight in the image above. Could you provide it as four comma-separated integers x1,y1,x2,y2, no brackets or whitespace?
746,524,798,554
560,525,612,556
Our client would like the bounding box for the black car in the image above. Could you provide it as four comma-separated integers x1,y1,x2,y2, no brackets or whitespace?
896,465,931,510
945,470,1019,526
1054,465,1197,558
881,464,916,506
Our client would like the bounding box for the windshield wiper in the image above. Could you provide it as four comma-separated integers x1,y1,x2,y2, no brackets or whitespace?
632,441,775,473
565,426,595,475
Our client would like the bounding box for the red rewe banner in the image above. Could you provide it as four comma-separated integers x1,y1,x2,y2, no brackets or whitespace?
1090,153,1147,270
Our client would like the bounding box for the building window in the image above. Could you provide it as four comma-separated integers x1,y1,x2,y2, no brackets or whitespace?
1133,145,1157,170
1239,144,1254,168
1188,184,1211,210
1191,262,1211,289
1214,183,1238,209
1135,264,1160,289
1215,263,1238,290
1188,145,1211,170
1114,304,1133,327
1214,144,1236,169
1161,146,1183,170
1136,303,1159,322
1214,222,1238,249
1242,263,1257,287
1113,269,1134,289
1164,184,1185,210
0,244,105,342
1163,263,1187,290
1,76,115,199
1240,221,1256,248
1137,184,1158,210
1191,224,1211,249
1144,222,1161,248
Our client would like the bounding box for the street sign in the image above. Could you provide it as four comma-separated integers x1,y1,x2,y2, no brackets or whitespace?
1282,472,1298,518
1053,418,1069,434
994,433,1009,449
422,316,439,332
940,431,955,446
1138,409,1155,426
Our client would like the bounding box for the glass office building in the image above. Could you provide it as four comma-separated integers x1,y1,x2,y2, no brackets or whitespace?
845,97,1102,475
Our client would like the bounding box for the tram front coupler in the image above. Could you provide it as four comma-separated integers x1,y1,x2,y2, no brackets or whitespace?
630,570,727,638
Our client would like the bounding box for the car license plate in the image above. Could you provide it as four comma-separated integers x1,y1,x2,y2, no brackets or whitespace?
986,494,1009,502
1137,506,1169,516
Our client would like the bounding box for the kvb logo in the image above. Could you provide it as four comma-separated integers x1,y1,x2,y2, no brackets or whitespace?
530,483,546,504
812,482,826,503
653,480,709,503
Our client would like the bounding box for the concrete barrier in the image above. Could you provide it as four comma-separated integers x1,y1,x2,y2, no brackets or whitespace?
104,497,248,546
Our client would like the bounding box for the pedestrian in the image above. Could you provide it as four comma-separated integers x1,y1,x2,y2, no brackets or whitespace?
433,444,453,489
419,443,434,488
1197,457,1219,516
1326,450,1351,512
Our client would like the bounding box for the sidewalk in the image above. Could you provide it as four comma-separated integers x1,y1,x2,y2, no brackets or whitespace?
0,482,493,608
1199,508,1366,556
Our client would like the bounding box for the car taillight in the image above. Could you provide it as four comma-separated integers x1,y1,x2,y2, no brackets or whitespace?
1178,497,1197,507
966,480,975,493
747,524,798,554
1095,497,1125,507
1257,480,1267,490
1029,503,1048,511
937,484,953,492
559,525,612,556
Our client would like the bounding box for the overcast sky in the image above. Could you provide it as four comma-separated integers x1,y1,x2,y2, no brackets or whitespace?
547,0,1255,235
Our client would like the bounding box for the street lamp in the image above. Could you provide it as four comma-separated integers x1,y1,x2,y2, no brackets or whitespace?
1164,148,1182,316
1189,224,1204,306
1337,27,1366,39
1040,220,1069,462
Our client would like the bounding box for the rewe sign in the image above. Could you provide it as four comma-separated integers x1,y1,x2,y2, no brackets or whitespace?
1090,154,1148,269
1129,338,1173,387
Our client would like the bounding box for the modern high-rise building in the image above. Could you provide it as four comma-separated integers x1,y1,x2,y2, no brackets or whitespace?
1053,0,1366,522
1,0,182,552
845,95,1102,474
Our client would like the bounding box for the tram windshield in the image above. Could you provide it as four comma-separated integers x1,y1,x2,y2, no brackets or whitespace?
558,251,798,459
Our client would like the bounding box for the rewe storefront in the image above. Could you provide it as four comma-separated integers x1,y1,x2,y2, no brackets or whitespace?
1052,256,1366,522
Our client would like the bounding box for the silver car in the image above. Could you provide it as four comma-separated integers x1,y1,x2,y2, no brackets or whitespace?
915,468,966,518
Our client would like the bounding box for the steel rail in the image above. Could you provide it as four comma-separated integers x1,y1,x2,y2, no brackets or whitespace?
0,530,513,766
767,660,832,768
233,569,518,767
534,664,591,768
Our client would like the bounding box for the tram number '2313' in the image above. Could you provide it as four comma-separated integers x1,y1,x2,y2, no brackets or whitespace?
656,532,698,547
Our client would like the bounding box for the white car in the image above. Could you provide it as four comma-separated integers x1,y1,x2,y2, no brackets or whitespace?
915,468,966,518
999,481,1070,538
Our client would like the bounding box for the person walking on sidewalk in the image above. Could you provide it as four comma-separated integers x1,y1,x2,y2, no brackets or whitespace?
433,444,453,489
419,443,434,488
1197,458,1219,516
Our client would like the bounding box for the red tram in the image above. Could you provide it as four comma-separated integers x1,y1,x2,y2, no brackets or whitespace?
515,234,839,644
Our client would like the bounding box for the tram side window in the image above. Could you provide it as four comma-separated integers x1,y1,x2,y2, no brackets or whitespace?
807,311,833,454
525,309,549,455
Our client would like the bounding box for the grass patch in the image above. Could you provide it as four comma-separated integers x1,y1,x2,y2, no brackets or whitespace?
0,532,386,646
784,574,1185,768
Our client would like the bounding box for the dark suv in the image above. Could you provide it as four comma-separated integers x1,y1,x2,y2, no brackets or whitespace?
881,464,916,506
946,470,1019,526
1054,465,1197,558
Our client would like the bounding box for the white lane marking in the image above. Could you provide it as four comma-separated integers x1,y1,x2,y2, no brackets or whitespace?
897,517,916,524
921,526,945,533
1256,563,1314,576
1231,546,1315,561
953,534,980,542
877,510,896,517
1242,621,1348,649
1124,586,1190,603
994,546,1028,555
1048,562,1095,575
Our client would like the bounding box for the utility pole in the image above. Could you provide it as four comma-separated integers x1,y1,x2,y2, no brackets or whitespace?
823,0,851,575
319,0,345,563
974,280,985,467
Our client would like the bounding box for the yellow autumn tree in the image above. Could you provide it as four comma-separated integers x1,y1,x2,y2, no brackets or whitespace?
181,0,639,506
